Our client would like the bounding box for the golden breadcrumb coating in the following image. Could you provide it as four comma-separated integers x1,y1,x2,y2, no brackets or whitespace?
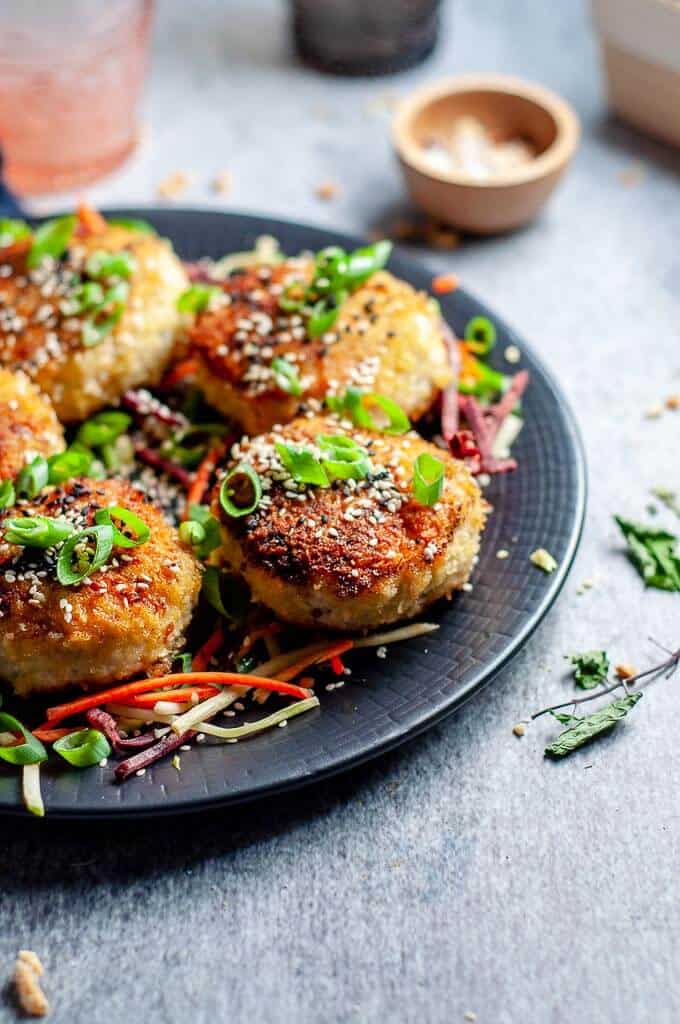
189,261,451,435
211,414,485,631
0,368,64,479
0,225,187,422
0,478,201,696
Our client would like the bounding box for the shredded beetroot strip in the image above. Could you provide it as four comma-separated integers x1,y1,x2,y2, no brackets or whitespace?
121,389,186,428
134,444,193,487
440,323,461,442
115,730,194,783
85,708,157,754
452,370,529,476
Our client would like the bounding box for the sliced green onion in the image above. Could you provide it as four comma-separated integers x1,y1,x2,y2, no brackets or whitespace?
0,713,47,766
22,763,44,817
185,503,221,557
108,217,157,236
328,389,410,435
271,355,303,396
412,452,445,506
275,442,329,487
0,479,15,510
64,280,105,315
458,360,506,399
81,283,128,348
76,411,131,449
202,566,250,622
343,240,392,285
317,433,371,481
173,652,193,673
279,282,306,312
56,524,114,585
308,297,343,338
179,520,205,547
47,446,93,485
15,456,48,498
0,218,31,247
464,316,497,354
219,464,262,517
54,728,111,767
27,215,76,268
94,506,150,549
85,249,137,280
177,284,219,314
3,515,74,549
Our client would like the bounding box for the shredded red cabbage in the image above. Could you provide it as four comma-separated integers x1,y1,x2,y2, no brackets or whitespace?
115,729,194,783
451,370,529,476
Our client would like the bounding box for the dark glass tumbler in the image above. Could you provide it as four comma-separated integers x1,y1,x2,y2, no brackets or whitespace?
291,0,442,76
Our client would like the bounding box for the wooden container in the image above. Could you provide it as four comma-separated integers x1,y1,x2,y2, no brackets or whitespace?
392,74,580,235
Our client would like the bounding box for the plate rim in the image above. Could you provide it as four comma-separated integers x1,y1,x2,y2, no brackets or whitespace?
0,207,587,818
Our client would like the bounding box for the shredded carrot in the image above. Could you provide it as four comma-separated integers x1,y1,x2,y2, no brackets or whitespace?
192,627,224,672
184,443,225,518
126,686,220,708
432,272,459,295
45,672,312,725
76,202,107,235
459,341,484,383
32,726,80,743
160,358,199,389
277,639,354,682
330,655,345,675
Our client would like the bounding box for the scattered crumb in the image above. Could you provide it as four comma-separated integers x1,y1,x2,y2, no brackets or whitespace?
666,394,680,411
376,646,388,659
424,221,461,250
212,170,232,196
496,548,509,560
504,344,521,364
432,272,459,294
513,723,526,737
477,473,491,487
530,548,558,573
464,1013,477,1023
315,180,339,201
172,754,181,772
618,161,645,187
98,758,107,768
645,403,663,420
157,170,193,199
615,663,636,680
576,577,596,595
13,951,49,1017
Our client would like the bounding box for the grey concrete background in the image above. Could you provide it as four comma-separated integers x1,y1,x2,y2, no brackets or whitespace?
3,1,680,1022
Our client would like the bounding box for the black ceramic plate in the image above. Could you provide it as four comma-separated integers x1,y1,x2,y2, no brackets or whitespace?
0,209,585,818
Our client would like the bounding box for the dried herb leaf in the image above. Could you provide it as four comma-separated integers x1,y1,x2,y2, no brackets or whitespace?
570,650,609,689
614,516,680,592
545,693,642,759
651,488,680,520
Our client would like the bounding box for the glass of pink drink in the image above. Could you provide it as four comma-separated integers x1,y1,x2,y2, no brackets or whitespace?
0,0,154,195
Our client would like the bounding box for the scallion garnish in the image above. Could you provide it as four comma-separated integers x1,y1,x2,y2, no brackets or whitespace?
56,524,114,585
275,442,329,487
184,504,221,557
0,713,47,766
342,240,392,285
179,519,206,547
177,284,219,314
0,218,31,248
85,249,136,280
464,316,497,355
271,355,303,396
3,515,74,549
0,479,15,510
64,280,105,316
94,506,150,549
412,452,445,506
27,215,76,268
54,728,111,768
219,464,263,517
173,652,193,673
15,456,49,498
307,297,343,338
47,446,93,485
76,411,131,449
317,433,371,481
458,359,506,400
80,281,129,348
108,217,157,236
327,388,410,435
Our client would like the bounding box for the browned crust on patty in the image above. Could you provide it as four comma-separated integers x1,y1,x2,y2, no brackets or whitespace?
0,368,64,479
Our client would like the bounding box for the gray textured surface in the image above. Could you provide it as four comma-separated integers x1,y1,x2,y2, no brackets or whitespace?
3,1,680,1021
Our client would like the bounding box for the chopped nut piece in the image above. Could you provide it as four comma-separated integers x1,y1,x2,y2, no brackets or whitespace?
157,170,193,199
513,723,526,737
530,548,558,573
504,344,521,364
496,548,509,560
464,1013,477,1023
666,394,680,411
212,170,232,196
315,180,339,200
13,952,49,1017
615,663,636,680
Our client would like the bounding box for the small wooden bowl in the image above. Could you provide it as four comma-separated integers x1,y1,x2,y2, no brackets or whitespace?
393,74,580,234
